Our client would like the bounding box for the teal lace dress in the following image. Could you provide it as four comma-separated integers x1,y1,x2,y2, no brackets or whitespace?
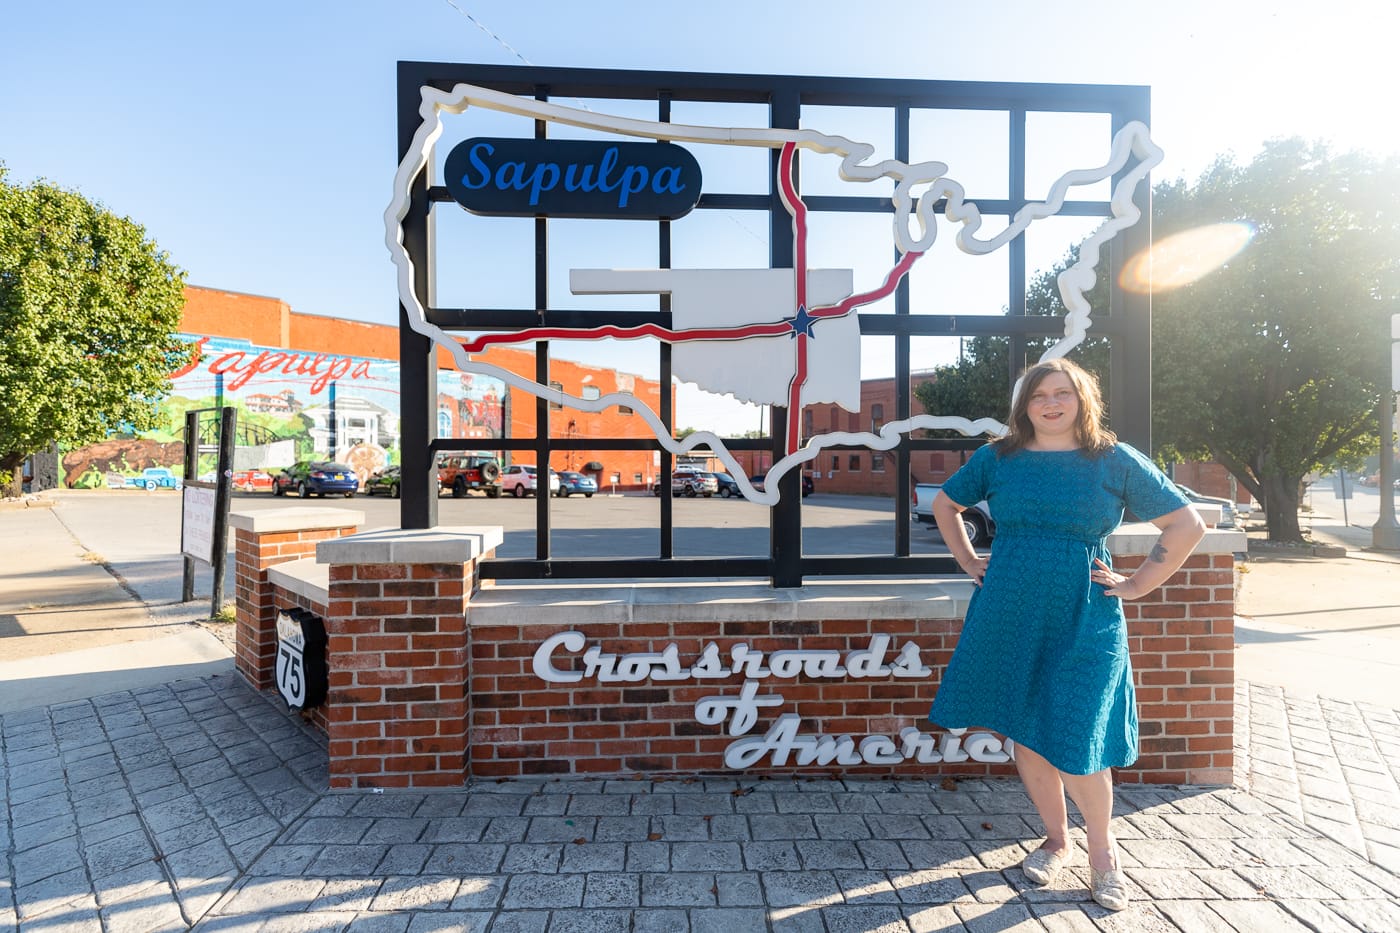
928,442,1189,775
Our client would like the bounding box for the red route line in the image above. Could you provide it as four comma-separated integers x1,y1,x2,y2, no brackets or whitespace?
458,321,789,354
779,142,808,452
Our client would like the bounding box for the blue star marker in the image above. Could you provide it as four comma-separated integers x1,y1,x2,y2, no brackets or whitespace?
785,305,816,339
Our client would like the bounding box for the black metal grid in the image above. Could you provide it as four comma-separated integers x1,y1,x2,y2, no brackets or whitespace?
395,63,1152,587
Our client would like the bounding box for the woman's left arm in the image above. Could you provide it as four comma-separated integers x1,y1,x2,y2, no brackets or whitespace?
1095,504,1207,600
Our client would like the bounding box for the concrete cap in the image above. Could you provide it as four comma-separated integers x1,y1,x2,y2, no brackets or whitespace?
1108,523,1246,556
469,577,974,626
228,507,365,534
267,558,329,605
317,525,504,565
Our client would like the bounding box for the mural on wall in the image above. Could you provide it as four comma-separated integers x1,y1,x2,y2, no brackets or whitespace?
62,335,505,487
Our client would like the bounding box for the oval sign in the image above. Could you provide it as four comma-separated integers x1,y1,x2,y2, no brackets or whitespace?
443,137,702,220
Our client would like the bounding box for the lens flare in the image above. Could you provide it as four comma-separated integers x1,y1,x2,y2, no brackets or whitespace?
1119,222,1255,294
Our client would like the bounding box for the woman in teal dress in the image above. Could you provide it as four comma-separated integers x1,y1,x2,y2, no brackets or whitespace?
929,358,1205,912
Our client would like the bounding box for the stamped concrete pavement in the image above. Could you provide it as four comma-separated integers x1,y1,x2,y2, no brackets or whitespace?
1,492,1399,930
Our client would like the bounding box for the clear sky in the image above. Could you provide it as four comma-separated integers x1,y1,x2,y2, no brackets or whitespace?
3,0,1394,431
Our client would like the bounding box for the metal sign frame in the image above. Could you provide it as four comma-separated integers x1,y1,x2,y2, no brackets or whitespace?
394,63,1153,587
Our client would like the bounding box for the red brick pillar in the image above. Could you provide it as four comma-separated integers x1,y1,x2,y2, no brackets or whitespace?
229,508,363,689
316,527,503,790
1115,530,1242,785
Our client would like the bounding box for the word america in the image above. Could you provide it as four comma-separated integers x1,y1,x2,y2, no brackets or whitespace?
532,632,932,684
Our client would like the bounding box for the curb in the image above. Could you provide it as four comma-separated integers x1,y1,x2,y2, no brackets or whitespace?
0,497,57,512
1247,539,1348,559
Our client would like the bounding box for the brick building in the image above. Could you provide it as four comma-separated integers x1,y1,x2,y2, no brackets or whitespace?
175,286,670,491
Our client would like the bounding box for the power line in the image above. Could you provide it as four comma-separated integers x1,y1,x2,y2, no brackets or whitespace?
440,0,533,65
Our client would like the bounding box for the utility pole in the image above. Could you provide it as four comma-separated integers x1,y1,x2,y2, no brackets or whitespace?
1373,313,1400,549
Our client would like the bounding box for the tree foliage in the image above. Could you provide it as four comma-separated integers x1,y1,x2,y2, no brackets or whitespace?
0,166,190,496
914,139,1399,541
1150,140,1398,540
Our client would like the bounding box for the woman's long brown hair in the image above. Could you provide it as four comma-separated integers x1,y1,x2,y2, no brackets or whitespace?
994,358,1116,456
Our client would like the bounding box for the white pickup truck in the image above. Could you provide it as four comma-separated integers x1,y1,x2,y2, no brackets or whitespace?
912,483,996,547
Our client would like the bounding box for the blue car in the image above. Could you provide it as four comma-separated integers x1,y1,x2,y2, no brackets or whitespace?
273,460,359,498
555,470,597,498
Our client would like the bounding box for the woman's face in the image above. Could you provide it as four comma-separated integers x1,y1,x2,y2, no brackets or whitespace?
1025,371,1080,444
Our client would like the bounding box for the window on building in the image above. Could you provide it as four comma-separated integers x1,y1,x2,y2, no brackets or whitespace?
831,455,840,472
618,405,633,415
872,451,885,472
581,385,601,400
633,473,643,483
437,409,452,437
871,403,884,433
803,409,813,439
849,454,861,471
549,381,564,410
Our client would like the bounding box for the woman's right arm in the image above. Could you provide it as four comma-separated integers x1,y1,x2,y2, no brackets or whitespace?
932,490,989,585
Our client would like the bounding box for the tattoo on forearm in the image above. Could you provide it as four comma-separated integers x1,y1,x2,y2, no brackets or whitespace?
1148,542,1168,564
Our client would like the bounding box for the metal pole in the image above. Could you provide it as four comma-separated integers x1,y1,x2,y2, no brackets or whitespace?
1373,390,1399,550
210,406,237,615
181,410,198,602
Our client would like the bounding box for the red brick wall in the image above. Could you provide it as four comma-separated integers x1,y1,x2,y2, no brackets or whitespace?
323,561,474,790
241,534,1237,787
463,553,1234,784
233,523,356,688
1118,553,1236,785
467,618,980,780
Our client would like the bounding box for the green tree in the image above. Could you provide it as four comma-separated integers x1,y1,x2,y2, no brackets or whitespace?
1152,140,1398,541
913,255,1110,433
915,140,1399,542
0,166,190,496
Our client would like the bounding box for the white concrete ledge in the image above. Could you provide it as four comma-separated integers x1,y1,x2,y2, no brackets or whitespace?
317,526,505,565
267,558,329,606
1108,523,1246,557
468,578,975,626
229,507,365,534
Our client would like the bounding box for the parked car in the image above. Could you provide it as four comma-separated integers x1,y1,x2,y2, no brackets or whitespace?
437,453,502,498
231,469,274,492
652,469,718,497
706,472,740,498
273,461,359,498
124,467,182,491
364,465,401,498
555,470,597,498
748,472,814,497
912,482,995,547
1174,484,1237,529
501,463,559,498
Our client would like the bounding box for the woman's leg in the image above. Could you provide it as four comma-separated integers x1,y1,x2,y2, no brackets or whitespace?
1060,768,1116,870
1013,744,1070,854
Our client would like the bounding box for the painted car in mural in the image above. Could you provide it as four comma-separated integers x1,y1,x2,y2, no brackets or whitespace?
123,467,182,491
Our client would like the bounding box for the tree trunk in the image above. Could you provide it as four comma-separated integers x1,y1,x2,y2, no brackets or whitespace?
1,451,26,499
1261,470,1305,542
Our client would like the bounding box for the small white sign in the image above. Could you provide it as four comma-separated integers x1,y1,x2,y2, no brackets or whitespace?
181,485,216,564
276,611,309,709
1392,313,1399,392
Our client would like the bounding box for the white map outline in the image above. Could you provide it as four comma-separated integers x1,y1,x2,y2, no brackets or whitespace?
385,83,1163,507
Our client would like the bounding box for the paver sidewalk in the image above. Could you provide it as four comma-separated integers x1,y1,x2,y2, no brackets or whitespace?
4,673,1399,932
